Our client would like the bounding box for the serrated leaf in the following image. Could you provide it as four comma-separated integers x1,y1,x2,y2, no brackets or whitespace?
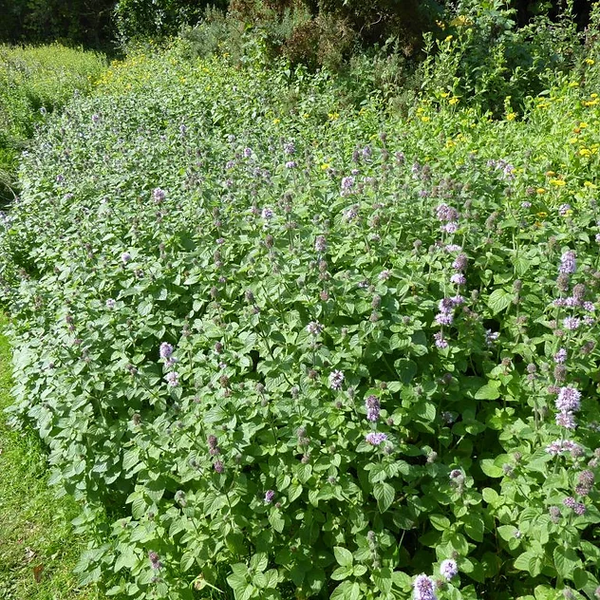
553,546,580,579
487,289,514,315
475,381,501,400
373,481,395,513
333,546,353,567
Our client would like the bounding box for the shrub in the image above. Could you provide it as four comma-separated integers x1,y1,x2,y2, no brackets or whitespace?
114,0,228,45
2,42,600,600
421,0,585,117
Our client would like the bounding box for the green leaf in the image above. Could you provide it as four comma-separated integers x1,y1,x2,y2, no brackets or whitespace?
268,509,285,533
482,487,499,505
250,553,268,573
480,459,504,477
553,546,580,579
331,581,360,600
331,566,353,581
373,481,395,513
333,546,353,567
487,289,514,315
462,513,484,542
372,567,392,594
475,381,501,400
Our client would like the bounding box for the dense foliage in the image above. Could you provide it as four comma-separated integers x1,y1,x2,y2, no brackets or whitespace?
2,28,600,600
0,43,106,204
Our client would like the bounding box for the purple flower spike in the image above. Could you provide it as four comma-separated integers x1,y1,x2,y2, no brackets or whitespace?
440,559,458,581
413,574,437,600
329,370,344,391
365,432,387,445
365,395,380,422
559,250,577,274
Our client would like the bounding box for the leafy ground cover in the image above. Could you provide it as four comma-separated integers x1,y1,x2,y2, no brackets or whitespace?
0,43,106,204
1,31,600,600
0,312,108,599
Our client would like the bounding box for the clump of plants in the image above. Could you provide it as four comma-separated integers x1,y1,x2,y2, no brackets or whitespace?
0,43,106,204
1,40,600,600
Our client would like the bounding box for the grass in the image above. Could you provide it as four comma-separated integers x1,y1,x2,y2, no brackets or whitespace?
0,312,106,600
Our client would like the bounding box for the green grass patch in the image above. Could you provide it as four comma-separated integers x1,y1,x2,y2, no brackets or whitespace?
0,312,106,600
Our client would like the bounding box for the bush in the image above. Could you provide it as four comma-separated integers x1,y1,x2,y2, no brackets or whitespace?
420,0,585,117
2,42,600,600
114,0,228,45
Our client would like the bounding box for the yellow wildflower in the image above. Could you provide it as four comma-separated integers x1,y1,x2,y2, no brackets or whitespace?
320,163,330,170
445,35,453,42
421,116,431,122
449,97,459,105
328,112,340,121
549,179,566,186
584,181,597,188
506,112,516,121
273,118,280,125
536,188,546,194
569,81,579,87
585,58,595,65
537,211,548,218
579,148,592,157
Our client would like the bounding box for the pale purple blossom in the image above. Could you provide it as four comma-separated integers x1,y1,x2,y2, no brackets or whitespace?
435,204,458,223
440,559,458,580
365,432,388,446
556,387,581,412
341,176,355,196
556,411,577,429
121,252,132,264
261,207,274,220
445,244,462,253
413,574,437,600
329,370,344,391
264,490,275,504
563,496,586,515
152,188,166,202
159,342,174,359
450,273,466,285
554,348,567,364
434,332,448,349
285,161,297,169
165,371,180,387
486,330,500,345
563,317,580,330
559,203,572,216
106,298,116,309
306,321,323,336
443,222,459,234
452,254,468,271
559,250,577,274
315,235,327,253
365,395,380,422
